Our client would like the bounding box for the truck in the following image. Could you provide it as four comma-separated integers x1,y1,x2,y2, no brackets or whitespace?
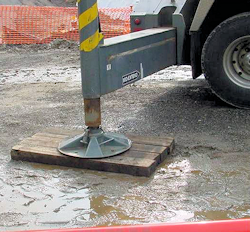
130,0,250,108
59,0,250,158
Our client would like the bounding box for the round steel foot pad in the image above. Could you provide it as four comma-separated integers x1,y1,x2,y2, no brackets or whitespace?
58,128,132,159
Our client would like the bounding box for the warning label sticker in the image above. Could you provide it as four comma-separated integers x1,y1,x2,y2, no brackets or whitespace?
122,70,140,86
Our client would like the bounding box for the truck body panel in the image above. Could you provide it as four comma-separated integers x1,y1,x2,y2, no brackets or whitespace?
131,0,200,65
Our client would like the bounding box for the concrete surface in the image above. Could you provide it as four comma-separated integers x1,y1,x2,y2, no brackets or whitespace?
0,44,250,231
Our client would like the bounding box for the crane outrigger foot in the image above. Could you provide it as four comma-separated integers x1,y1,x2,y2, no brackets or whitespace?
58,127,132,159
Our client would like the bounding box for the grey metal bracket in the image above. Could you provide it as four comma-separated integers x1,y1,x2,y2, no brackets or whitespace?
99,28,177,95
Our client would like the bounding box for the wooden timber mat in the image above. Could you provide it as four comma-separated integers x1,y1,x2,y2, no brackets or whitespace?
11,128,175,177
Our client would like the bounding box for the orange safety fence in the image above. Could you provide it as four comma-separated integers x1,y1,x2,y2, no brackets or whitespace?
0,5,132,45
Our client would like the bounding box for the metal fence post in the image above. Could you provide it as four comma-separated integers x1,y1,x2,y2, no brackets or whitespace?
58,0,132,158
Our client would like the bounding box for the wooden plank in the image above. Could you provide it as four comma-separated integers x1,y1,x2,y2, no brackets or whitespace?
33,133,69,139
41,129,175,155
20,136,168,156
43,128,173,146
20,137,62,148
131,143,166,154
11,128,175,177
17,141,160,161
127,134,173,147
11,145,156,177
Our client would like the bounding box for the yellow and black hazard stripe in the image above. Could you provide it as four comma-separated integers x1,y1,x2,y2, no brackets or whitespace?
78,1,103,52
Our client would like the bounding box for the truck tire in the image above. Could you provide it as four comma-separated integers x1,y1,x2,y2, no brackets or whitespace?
202,12,250,108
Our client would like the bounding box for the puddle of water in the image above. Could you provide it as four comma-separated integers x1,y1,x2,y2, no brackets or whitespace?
1,152,250,231
194,206,250,221
90,196,144,223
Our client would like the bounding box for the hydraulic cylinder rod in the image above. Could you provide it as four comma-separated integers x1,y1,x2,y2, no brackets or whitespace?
58,0,132,158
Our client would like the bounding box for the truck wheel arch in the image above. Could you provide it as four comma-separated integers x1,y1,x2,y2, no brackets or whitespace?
190,0,215,32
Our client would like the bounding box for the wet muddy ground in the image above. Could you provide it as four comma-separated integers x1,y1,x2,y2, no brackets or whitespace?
0,45,250,231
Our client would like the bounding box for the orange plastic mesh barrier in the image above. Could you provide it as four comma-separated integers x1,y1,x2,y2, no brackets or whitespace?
99,7,132,38
0,5,132,45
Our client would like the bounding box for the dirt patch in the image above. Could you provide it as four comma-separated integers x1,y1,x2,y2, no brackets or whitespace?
0,46,250,231
0,39,79,53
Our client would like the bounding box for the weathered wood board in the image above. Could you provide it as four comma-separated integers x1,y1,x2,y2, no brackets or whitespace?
11,128,175,177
